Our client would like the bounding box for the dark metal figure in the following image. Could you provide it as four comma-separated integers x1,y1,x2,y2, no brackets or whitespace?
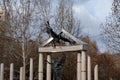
47,53,66,80
45,21,71,47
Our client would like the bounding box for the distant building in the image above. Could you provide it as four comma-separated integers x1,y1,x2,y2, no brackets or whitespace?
0,0,6,35
0,0,6,21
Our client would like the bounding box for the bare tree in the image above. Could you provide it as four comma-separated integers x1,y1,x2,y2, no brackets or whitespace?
36,0,81,38
101,0,120,53
54,0,73,31
54,0,82,39
36,0,51,20
4,0,41,79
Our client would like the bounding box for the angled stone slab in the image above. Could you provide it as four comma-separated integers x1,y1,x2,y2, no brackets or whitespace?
39,44,88,53
42,37,53,46
62,29,87,45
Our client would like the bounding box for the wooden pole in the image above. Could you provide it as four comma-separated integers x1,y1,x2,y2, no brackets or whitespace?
94,65,98,80
0,63,4,80
87,56,91,80
77,53,81,80
38,53,43,80
46,55,51,80
20,67,23,80
29,58,33,80
10,63,14,80
81,51,86,80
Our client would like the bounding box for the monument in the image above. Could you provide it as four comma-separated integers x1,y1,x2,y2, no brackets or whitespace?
39,21,88,80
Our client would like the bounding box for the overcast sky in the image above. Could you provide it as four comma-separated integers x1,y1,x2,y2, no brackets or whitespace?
73,0,113,52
